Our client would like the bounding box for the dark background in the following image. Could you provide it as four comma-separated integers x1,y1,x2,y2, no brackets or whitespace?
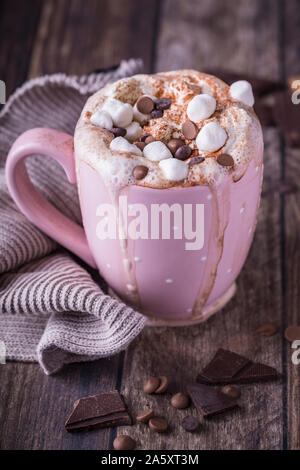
0,0,299,450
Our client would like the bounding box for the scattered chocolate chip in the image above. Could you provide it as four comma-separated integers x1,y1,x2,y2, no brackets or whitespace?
137,96,155,114
149,417,168,433
217,153,234,167
143,376,161,394
256,322,278,337
182,120,198,140
113,435,136,451
155,97,172,110
141,133,151,142
136,409,154,423
284,325,300,342
174,145,192,161
171,392,190,409
187,383,239,419
133,165,148,180
167,138,185,155
65,391,131,432
144,135,156,145
111,127,126,137
134,141,146,151
189,156,205,166
197,348,279,385
181,415,200,432
150,109,164,119
221,385,241,399
154,376,169,394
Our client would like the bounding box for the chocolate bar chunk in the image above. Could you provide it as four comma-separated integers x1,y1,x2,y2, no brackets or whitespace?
186,383,239,419
197,349,279,385
65,390,132,432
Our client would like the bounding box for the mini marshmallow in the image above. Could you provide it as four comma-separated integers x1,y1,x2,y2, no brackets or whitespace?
143,141,173,161
133,102,150,124
90,109,113,130
102,98,133,127
110,136,142,156
159,158,188,181
187,94,216,122
196,122,227,153
230,80,255,107
125,121,142,142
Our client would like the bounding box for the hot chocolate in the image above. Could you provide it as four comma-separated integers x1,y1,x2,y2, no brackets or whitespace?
73,70,263,322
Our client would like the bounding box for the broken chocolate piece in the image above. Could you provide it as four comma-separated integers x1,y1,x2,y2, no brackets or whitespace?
186,383,239,419
200,348,251,382
197,348,279,385
65,391,131,432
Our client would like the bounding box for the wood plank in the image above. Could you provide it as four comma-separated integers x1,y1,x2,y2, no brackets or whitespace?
0,0,43,98
29,0,160,78
0,358,120,450
119,0,284,450
281,0,300,451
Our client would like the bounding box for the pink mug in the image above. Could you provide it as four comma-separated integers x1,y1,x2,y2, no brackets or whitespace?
6,127,263,325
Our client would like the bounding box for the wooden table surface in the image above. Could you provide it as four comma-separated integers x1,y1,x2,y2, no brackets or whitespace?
0,0,299,450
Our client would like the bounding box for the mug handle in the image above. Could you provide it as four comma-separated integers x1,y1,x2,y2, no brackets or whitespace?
5,127,97,268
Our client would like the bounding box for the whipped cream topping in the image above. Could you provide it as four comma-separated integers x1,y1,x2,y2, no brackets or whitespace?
75,70,263,190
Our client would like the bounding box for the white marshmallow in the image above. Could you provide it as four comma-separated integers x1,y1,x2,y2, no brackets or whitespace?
159,158,188,181
110,136,142,156
196,122,227,153
133,102,150,124
187,94,216,122
143,141,172,162
230,80,254,107
102,98,133,127
125,121,142,142
90,109,113,130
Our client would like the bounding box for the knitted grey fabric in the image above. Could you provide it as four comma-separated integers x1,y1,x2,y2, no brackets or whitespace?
0,59,147,375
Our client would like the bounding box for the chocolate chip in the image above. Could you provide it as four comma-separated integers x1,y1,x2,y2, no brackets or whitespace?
137,96,155,114
134,141,146,151
155,97,172,110
221,385,241,399
150,109,164,119
148,417,168,433
113,435,136,450
154,376,169,394
217,153,234,167
136,409,154,423
284,325,300,342
143,376,161,394
182,120,198,140
182,415,200,432
133,165,148,180
170,392,190,409
256,322,278,337
167,138,185,155
189,156,205,166
141,133,151,142
174,145,192,161
144,135,156,144
111,127,126,137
